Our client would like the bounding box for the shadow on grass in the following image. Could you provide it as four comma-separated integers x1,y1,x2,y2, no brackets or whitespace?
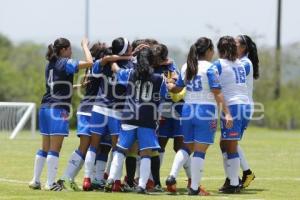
152,187,268,196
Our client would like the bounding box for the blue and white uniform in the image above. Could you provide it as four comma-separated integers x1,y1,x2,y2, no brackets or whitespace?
116,69,166,151
155,63,183,138
239,56,254,134
209,59,251,140
89,60,134,137
74,61,109,145
39,58,79,136
177,61,218,144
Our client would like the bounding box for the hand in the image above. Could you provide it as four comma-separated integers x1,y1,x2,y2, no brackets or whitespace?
132,44,149,55
224,113,233,129
167,82,175,91
81,37,89,47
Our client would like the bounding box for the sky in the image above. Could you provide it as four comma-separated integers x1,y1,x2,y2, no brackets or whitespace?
0,0,299,48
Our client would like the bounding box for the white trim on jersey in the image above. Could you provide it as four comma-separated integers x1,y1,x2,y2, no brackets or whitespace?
92,105,122,119
76,112,92,116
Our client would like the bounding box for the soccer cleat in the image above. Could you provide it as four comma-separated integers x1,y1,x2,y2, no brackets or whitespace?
188,186,210,196
104,179,114,192
151,184,164,192
91,179,106,190
218,178,230,192
146,179,154,190
57,179,80,191
242,172,255,188
165,175,177,193
135,186,147,194
122,182,135,192
28,180,41,190
44,182,64,191
112,180,123,192
219,185,241,194
82,177,92,191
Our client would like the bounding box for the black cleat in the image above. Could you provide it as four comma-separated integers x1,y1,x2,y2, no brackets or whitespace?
165,175,177,193
219,178,230,192
219,185,241,194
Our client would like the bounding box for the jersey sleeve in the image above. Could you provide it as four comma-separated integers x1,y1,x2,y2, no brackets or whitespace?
65,59,79,75
240,60,251,76
167,62,177,72
207,63,222,90
117,69,132,85
92,60,102,75
176,71,185,87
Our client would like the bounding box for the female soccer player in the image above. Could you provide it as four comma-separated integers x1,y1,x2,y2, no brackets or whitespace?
105,47,166,194
152,43,187,191
214,36,251,194
166,37,233,195
29,37,93,191
234,34,259,188
82,37,134,191
58,42,131,191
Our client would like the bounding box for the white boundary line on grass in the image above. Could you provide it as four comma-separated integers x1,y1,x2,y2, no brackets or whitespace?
0,177,299,185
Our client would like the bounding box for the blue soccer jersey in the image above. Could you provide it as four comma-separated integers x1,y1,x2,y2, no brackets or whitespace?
93,60,135,111
77,60,102,114
41,58,79,112
117,69,166,129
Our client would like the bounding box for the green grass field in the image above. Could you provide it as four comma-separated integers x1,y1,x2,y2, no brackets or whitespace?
0,127,299,200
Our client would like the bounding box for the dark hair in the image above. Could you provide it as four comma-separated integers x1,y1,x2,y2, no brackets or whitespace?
90,42,108,60
112,37,130,55
186,37,214,81
132,38,159,51
133,48,154,81
217,36,237,62
151,43,169,66
238,35,259,79
46,38,70,62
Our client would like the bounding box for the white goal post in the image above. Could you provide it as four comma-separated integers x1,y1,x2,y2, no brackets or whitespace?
0,102,36,139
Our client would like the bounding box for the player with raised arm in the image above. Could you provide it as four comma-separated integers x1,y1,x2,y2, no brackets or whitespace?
29,37,93,191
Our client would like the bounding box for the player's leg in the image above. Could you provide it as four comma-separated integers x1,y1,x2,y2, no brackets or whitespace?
105,128,136,192
59,114,91,191
136,127,160,194
29,108,50,190
166,106,192,193
83,111,106,191
124,142,138,189
239,104,255,188
219,105,242,194
93,143,111,189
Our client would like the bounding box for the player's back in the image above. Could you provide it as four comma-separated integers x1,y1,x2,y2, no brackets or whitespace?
122,71,165,129
215,59,249,105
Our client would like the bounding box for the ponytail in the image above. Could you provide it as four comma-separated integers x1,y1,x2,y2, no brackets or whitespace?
46,38,71,63
186,44,198,82
134,48,154,81
186,37,214,82
46,44,58,62
239,35,260,79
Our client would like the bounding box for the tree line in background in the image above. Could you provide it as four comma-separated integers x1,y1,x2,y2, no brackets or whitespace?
0,33,299,130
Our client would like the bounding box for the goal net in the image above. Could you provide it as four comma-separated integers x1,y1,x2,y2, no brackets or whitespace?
0,102,36,139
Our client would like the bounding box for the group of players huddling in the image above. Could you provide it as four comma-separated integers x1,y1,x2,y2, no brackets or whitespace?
28,34,259,195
